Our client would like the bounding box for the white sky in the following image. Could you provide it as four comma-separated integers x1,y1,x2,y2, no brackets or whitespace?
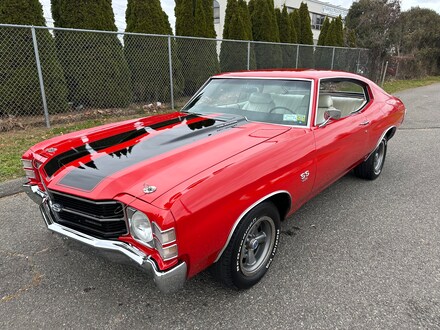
40,0,440,32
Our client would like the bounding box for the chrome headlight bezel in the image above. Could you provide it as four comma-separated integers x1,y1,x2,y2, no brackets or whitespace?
127,208,154,248
127,207,178,261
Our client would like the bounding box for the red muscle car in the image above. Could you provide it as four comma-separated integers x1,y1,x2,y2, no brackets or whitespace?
23,70,405,293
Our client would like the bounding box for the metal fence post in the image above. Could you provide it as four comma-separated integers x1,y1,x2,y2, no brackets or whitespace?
247,41,251,70
381,61,389,87
295,44,299,69
356,49,361,73
167,35,175,110
31,26,50,128
331,47,336,70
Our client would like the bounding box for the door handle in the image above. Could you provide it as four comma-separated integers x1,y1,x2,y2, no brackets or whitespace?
359,121,370,126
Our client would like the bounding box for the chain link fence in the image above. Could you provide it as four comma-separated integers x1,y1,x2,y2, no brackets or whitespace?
0,24,371,131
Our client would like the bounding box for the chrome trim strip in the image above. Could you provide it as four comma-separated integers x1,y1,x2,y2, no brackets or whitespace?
25,185,187,293
49,189,129,233
49,189,123,205
182,77,315,129
315,77,370,127
214,190,292,263
59,207,125,222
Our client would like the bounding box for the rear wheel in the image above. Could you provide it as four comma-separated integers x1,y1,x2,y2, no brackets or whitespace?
212,202,280,289
355,138,387,180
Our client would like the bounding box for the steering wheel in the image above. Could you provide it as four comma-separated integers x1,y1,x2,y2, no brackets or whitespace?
268,106,296,114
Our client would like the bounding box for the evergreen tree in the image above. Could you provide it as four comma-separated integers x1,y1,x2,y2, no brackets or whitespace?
175,0,219,95
251,0,282,68
298,2,314,45
220,0,254,71
324,16,344,47
325,19,337,46
275,8,282,36
124,0,183,103
248,0,256,18
51,0,132,108
298,2,314,68
278,6,297,68
326,16,349,70
317,17,330,46
0,0,68,116
222,0,236,41
251,0,279,43
315,17,331,69
175,0,195,37
240,0,254,40
334,15,344,47
202,0,216,38
291,9,301,43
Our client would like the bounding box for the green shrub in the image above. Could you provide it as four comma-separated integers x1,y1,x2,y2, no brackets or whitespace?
0,0,67,116
124,0,183,103
251,0,282,69
297,2,314,68
51,0,132,108
175,0,219,95
220,0,254,72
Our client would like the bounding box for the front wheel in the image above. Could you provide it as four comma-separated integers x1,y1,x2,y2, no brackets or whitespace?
354,138,387,180
211,202,280,289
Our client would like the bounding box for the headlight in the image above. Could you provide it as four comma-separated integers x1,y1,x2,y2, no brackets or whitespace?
127,207,179,261
128,208,153,246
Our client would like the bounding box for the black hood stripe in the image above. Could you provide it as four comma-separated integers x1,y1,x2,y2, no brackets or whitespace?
56,114,246,192
44,114,197,178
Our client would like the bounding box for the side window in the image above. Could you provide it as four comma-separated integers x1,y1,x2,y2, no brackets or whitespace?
316,79,369,125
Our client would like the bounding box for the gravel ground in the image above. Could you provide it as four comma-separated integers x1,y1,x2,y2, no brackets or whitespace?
1,83,439,329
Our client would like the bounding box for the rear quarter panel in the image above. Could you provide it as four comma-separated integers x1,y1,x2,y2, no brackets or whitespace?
364,85,405,153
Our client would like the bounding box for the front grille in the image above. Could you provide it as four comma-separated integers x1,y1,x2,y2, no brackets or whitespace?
49,190,127,239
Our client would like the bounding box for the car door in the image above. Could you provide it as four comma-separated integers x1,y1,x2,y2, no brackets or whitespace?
312,78,371,193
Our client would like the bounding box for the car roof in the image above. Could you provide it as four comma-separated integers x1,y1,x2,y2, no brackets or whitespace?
214,69,368,82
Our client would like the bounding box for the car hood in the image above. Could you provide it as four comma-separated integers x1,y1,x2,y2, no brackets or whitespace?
38,112,290,204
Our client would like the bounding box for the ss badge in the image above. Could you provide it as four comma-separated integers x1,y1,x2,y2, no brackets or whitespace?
300,170,310,182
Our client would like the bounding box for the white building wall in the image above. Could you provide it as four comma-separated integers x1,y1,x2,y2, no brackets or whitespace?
214,0,348,43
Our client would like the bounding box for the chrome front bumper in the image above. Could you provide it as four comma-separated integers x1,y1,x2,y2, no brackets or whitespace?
24,184,187,293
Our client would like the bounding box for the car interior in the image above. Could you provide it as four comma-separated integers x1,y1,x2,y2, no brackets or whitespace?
315,79,368,125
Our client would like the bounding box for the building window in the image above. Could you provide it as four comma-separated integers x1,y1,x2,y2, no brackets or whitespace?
311,13,326,30
213,0,220,24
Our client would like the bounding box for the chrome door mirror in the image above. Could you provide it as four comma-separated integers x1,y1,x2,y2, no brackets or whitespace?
319,109,342,127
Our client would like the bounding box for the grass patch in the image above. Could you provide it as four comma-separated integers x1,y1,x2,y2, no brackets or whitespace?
383,76,440,94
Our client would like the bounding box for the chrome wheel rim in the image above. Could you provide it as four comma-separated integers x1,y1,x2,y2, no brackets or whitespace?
239,216,276,277
373,141,385,175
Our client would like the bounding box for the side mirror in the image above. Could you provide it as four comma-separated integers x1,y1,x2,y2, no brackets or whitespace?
319,109,342,127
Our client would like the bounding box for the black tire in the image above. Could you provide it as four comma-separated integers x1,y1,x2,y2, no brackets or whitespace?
211,201,280,289
354,138,387,180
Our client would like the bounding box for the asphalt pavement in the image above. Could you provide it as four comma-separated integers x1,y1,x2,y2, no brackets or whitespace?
1,84,439,329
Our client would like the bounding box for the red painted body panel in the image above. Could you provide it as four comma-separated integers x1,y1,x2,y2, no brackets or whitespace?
23,70,406,278
47,121,288,201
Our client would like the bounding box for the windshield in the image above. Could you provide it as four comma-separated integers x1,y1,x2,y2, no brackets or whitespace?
183,78,312,126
